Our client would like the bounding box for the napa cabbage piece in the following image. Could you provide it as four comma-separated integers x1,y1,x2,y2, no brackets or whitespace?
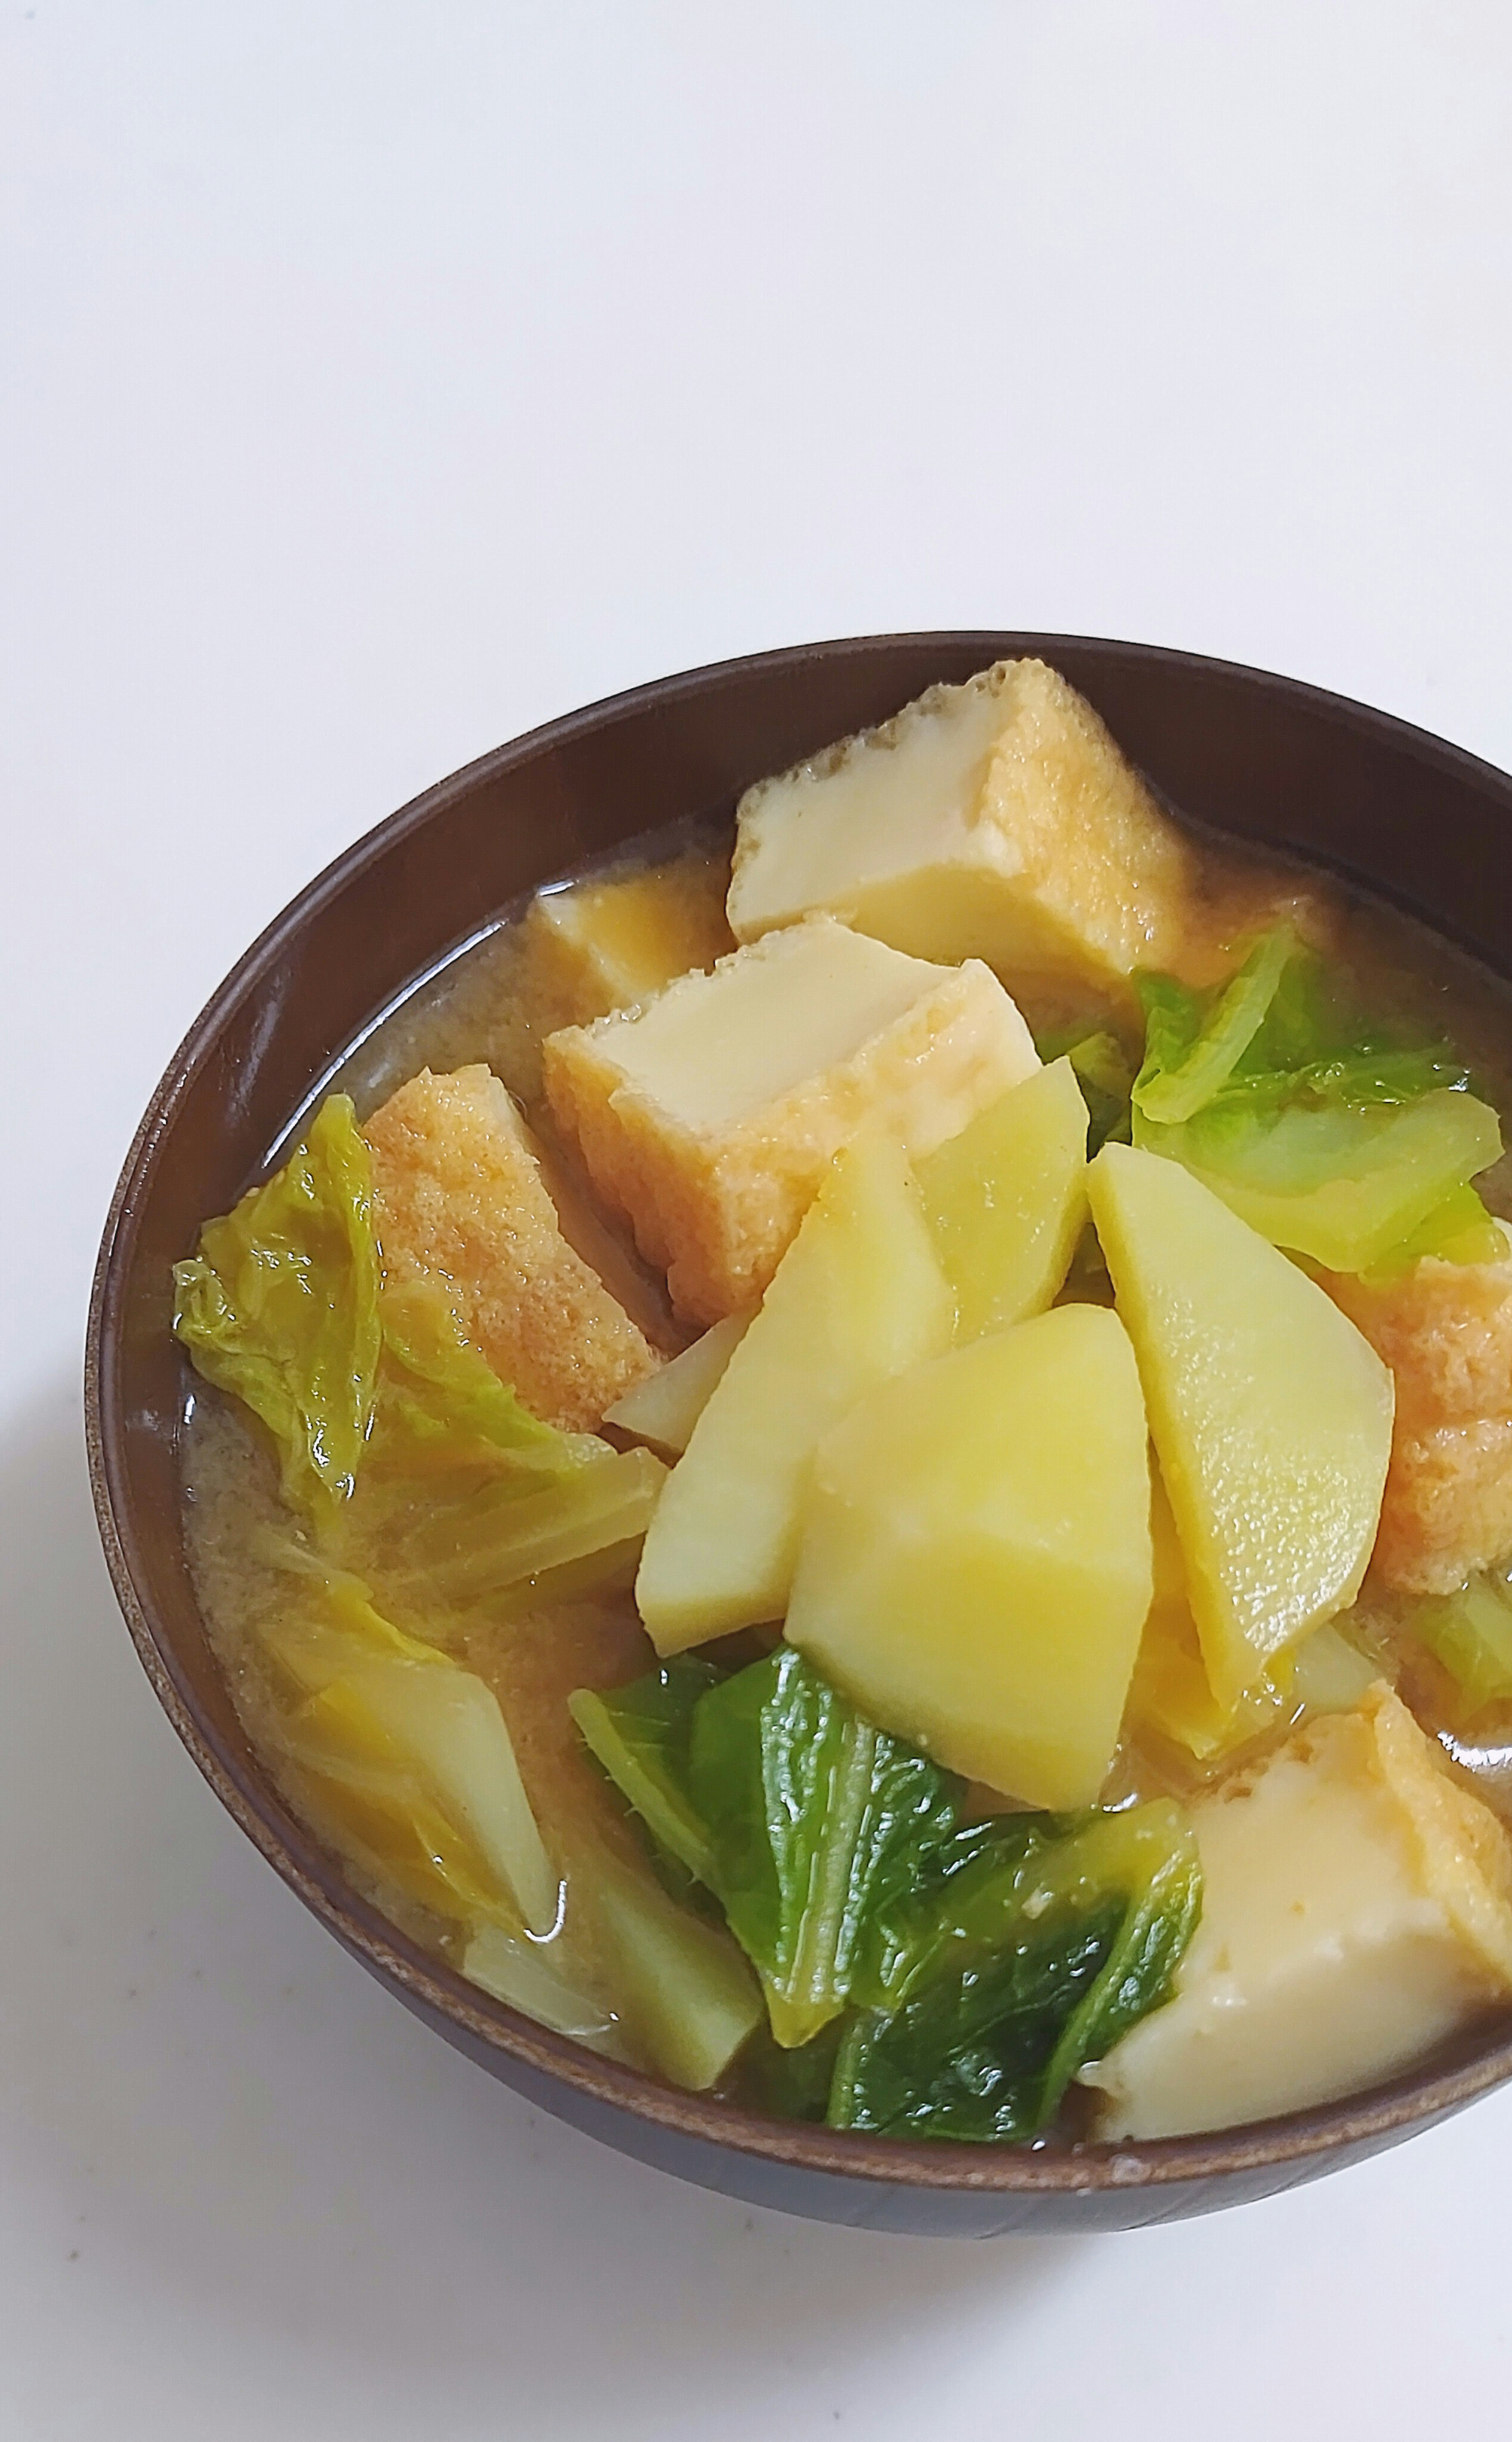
369,1276,602,1483
570,1646,1201,2134
1134,928,1296,1125
175,1099,665,1616
256,1541,558,1933
461,1922,626,2057
1410,1573,1512,1717
361,1437,666,1621
1127,934,1503,1275
587,1854,763,2090
464,1856,762,2092
173,1095,382,1527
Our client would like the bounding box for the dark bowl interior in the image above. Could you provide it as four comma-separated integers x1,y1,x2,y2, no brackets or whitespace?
87,633,1512,2236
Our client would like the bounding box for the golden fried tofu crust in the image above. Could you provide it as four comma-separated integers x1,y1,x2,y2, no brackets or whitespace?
542,923,1039,1327
364,1064,660,1432
1324,1231,1512,1593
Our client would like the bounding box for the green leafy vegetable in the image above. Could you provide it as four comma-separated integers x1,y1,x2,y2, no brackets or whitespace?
1360,1182,1505,1279
830,1803,1201,2140
256,1540,558,1934
1133,928,1295,1126
461,1922,627,2058
571,1647,1201,2136
569,1659,723,1888
1127,933,1502,1274
687,1649,963,2047
366,1442,666,1621
173,1095,381,1527
587,1853,763,2092
370,1276,601,1483
1036,1028,1135,1154
175,1099,664,1617
1411,1574,1512,1716
1138,1091,1502,1274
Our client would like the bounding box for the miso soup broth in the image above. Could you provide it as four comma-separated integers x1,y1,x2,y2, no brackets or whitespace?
175,661,1512,2144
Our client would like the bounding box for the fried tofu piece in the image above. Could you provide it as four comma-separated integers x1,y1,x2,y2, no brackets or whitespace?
727,658,1198,1022
521,850,734,1032
1082,1684,1512,2138
1323,1230,1512,1594
542,915,1040,1326
364,1064,660,1432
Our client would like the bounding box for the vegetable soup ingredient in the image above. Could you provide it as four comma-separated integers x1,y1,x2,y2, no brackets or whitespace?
634,1132,955,1652
1082,1686,1512,2137
688,1647,964,2047
1321,1230,1512,1595
785,1303,1154,1809
914,1056,1090,1341
602,1308,754,1455
365,1063,660,1431
727,659,1198,1015
587,1855,763,2090
1125,1473,1298,1762
1129,933,1503,1277
376,1442,665,1619
256,1543,557,1933
520,849,734,1029
569,1657,723,1889
461,1923,626,2057
177,1112,667,1631
1132,928,1297,1125
172,1093,381,1530
1141,1093,1503,1277
1409,1574,1512,1718
573,1644,1200,2129
543,913,1038,1326
1088,1143,1393,1712
832,1801,1199,2140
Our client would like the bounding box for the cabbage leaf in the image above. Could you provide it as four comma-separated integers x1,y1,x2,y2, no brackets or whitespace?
175,1099,665,1616
256,1542,558,1934
1127,933,1502,1274
173,1095,381,1527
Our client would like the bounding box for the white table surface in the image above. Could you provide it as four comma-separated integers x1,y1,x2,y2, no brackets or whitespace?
6,5,1512,2435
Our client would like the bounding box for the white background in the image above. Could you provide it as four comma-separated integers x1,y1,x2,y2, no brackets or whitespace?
5,5,1512,2435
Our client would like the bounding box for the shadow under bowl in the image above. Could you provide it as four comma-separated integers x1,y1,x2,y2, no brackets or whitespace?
86,632,1512,2236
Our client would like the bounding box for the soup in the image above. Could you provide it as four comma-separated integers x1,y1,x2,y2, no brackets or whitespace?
174,658,1512,2145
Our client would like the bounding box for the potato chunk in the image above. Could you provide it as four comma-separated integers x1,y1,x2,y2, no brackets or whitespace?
1082,1686,1512,2137
1323,1230,1512,1594
914,1056,1089,1341
543,916,1038,1326
364,1064,659,1432
634,1134,954,1652
603,1308,753,1457
1088,1143,1394,1711
728,659,1196,1017
785,1304,1154,1810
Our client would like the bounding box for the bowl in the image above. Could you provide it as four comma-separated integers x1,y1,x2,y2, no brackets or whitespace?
86,632,1512,2236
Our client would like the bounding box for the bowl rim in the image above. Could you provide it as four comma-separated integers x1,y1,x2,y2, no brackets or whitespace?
85,628,1512,2199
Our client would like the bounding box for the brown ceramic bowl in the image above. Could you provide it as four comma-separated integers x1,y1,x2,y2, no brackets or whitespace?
87,634,1512,2235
